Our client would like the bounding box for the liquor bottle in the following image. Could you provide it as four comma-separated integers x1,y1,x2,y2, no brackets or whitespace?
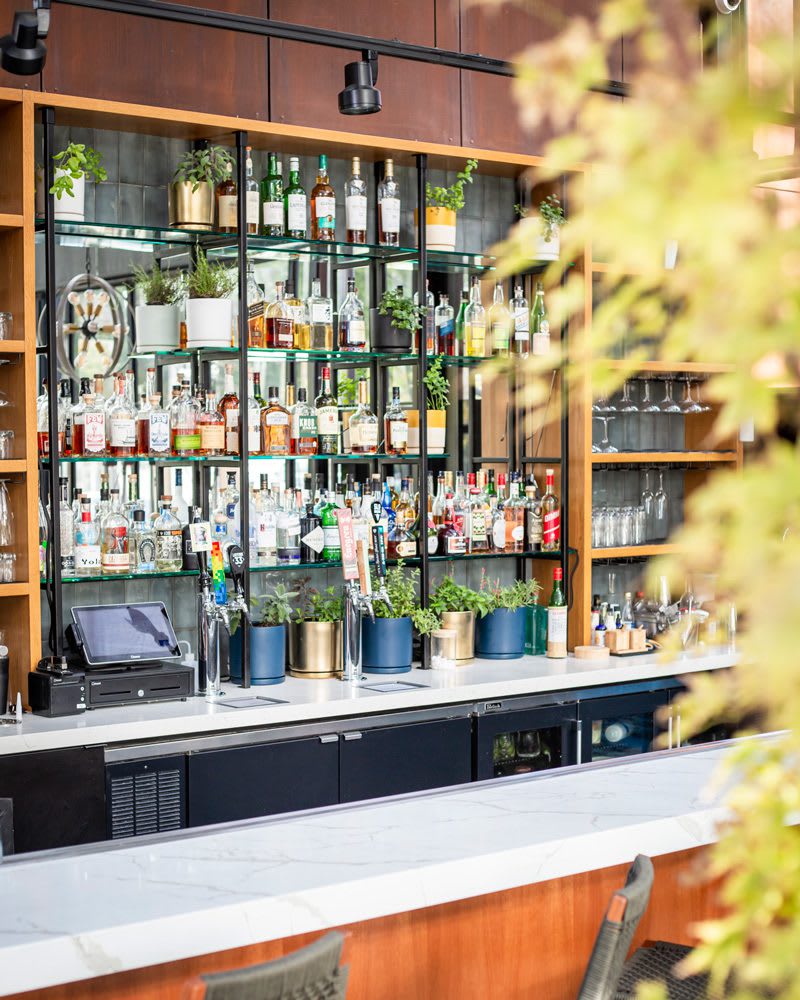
390,478,417,559
300,501,322,564
261,152,284,237
504,476,526,553
348,377,379,455
265,279,295,350
311,154,336,241
134,369,154,454
489,495,505,551
486,468,497,500
438,494,467,555
511,284,530,357
154,496,183,572
82,393,107,456
454,289,469,357
290,387,318,455
487,282,511,357
414,279,436,355
531,282,550,357
285,282,310,350
541,468,561,552
171,469,190,527
315,366,339,454
426,491,439,555
130,509,157,574
58,477,75,572
277,489,302,563
211,479,231,553
96,474,111,527
467,476,489,553
223,471,241,551
36,380,50,457
307,278,333,351
345,155,368,243
377,158,400,246
261,385,291,455
199,391,225,456
246,261,266,349
525,477,543,552
384,385,409,456
338,276,367,351
219,364,240,456
170,379,201,457
546,566,568,658
247,371,263,455
464,276,486,358
254,475,278,566
284,156,307,239
435,293,455,356
320,488,342,562
244,145,260,235
69,378,91,456
101,493,130,575
144,393,169,457
57,380,72,456
432,471,446,527
107,373,136,457
217,161,237,234
123,472,144,522
74,497,101,577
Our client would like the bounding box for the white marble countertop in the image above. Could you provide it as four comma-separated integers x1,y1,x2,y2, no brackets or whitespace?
0,647,737,756
0,735,758,996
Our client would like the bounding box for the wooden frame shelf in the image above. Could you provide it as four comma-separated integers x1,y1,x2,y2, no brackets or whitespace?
0,213,23,230
590,451,738,464
604,360,736,374
0,340,26,354
0,460,27,473
0,583,32,597
591,544,684,559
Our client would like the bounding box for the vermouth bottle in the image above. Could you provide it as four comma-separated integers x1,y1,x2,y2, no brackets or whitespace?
541,468,560,552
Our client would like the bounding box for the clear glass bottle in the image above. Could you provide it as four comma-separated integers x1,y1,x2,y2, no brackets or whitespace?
377,158,400,246
107,373,137,457
74,497,101,577
464,275,486,358
254,474,278,567
154,495,183,572
504,476,526,554
265,279,294,350
217,160,237,233
414,279,436,355
101,492,130,575
345,155,368,243
306,278,334,351
135,368,157,454
58,477,75,573
285,282,310,350
311,153,336,241
384,385,409,456
130,508,156,574
261,151,284,237
261,384,291,455
284,156,307,239
290,387,318,455
170,379,201,457
96,473,111,527
247,370,263,455
199,390,225,456
123,471,144,522
244,145,260,235
171,468,190,527
219,364,240,456
246,260,266,349
487,282,511,357
147,392,170,456
348,377,379,455
315,365,339,454
435,293,455,356
70,377,91,456
531,282,550,357
467,476,490,553
82,393,107,456
511,284,530,357
276,488,302,564
338,276,367,351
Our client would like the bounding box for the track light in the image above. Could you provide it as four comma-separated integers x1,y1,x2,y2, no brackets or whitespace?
338,49,381,116
0,4,48,76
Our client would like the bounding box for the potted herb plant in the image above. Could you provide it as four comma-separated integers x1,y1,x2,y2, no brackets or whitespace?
430,575,492,660
48,143,107,222
416,158,478,251
229,583,297,686
169,144,234,231
371,285,424,354
474,576,541,660
289,585,343,678
516,194,565,262
361,562,419,674
407,354,449,454
185,249,236,349
132,263,183,352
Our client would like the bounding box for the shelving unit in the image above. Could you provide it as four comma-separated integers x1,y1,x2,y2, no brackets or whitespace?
590,451,738,465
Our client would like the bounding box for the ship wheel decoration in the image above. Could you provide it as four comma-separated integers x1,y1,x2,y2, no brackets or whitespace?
38,272,131,380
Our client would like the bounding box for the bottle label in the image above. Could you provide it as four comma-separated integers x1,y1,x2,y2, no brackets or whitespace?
225,406,239,452
427,532,438,555
543,509,561,547
287,193,306,232
148,412,170,452
349,422,378,449
438,318,455,340
467,321,486,356
200,423,225,450
388,421,408,448
248,414,261,453
528,504,543,544
547,605,568,644
246,191,260,227
110,416,135,448
491,321,510,351
514,309,530,339
317,406,339,436
256,520,277,549
314,196,336,228
396,540,417,558
84,411,106,452
512,523,525,542
532,332,550,356
322,525,341,551
311,301,332,324
342,318,366,347
345,194,367,231
174,431,201,450
470,511,487,543
218,194,237,229
264,200,283,227
265,411,289,426
293,412,317,440
102,528,129,571
492,517,506,549
75,544,101,570
135,536,157,572
301,524,325,554
379,197,400,233
446,534,468,554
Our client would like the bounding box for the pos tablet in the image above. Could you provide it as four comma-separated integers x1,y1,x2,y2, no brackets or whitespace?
70,602,181,668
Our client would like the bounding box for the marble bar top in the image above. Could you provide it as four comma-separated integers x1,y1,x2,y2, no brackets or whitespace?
0,648,737,756
0,736,764,996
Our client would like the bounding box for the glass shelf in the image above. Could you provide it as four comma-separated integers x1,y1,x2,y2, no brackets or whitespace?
42,452,448,464
49,569,199,585
128,345,488,366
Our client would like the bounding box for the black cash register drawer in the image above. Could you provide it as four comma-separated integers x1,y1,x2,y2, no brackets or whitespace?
87,667,193,707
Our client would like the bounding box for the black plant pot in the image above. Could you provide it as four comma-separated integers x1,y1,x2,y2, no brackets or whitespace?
474,608,526,660
361,616,413,673
369,307,413,354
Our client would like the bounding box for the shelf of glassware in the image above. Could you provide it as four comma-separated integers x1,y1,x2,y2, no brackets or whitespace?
128,345,487,367
604,360,736,374
42,453,449,465
590,451,738,465
590,543,684,559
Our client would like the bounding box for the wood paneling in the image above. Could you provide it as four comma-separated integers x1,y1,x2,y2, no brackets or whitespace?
41,0,269,120
7,847,723,1000
0,0,40,92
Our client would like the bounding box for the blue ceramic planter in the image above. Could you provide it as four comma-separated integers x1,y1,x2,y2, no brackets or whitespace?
475,608,526,660
361,617,413,674
229,623,286,686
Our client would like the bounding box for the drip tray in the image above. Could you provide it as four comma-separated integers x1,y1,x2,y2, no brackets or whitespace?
358,681,429,693
215,696,288,709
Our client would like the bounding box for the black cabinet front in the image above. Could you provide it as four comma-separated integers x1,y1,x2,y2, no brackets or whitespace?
106,755,186,839
339,718,472,803
187,736,339,828
579,690,672,762
474,704,578,781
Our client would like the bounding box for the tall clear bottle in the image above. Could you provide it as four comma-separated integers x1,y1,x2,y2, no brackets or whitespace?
58,477,75,573
531,282,550,357
511,284,530,357
74,497,101,577
254,474,277,567
454,289,469,357
338,277,367,351
435,293,455,356
101,491,130,575
247,370,263,455
377,158,400,246
170,379,201,457
130,509,157,574
345,155,368,243
306,278,334,351
244,145,260,235
276,489,301,563
487,282,511,357
154,495,183,572
219,363,240,456
414,279,436,355
107,373,137,458
464,276,486,358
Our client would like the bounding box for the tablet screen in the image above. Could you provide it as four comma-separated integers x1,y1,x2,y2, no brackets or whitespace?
71,602,180,667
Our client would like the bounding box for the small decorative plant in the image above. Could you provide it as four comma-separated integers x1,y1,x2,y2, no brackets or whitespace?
411,606,441,636
50,143,107,200
430,575,494,618
378,287,425,333
252,584,299,627
425,158,478,212
173,145,234,192
480,574,541,613
132,263,183,306
539,194,565,242
185,249,236,299
424,355,450,411
372,561,419,619
296,585,344,623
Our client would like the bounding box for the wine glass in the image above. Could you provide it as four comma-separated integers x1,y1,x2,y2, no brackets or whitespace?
679,377,703,414
653,470,669,541
618,381,638,412
695,380,712,413
640,377,661,413
0,481,13,547
640,470,655,540
592,394,615,413
594,415,618,453
659,378,681,413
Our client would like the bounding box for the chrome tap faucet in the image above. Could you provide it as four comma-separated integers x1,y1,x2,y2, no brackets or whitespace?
341,579,372,684
197,543,250,698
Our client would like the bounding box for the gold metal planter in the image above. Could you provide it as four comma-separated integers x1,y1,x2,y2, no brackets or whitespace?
440,611,475,660
168,180,214,231
289,621,342,678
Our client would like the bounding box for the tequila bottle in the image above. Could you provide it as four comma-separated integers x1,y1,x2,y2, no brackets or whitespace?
73,497,101,577
130,509,156,574
82,393,107,456
254,474,277,567
101,492,130,575
154,496,183,572
107,374,136,457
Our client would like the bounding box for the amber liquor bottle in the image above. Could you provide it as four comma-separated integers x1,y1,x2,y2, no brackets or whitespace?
310,154,336,242
219,363,240,456
261,385,291,455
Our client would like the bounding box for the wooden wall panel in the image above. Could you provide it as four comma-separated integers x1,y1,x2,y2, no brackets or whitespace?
41,0,269,120
0,0,40,91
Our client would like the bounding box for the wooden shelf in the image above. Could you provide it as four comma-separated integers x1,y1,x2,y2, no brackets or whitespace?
0,213,23,230
0,460,26,473
0,340,25,353
605,360,735,374
0,583,30,597
591,543,684,559
591,451,738,464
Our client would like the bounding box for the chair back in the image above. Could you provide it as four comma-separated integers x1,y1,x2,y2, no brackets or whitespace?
576,854,655,1000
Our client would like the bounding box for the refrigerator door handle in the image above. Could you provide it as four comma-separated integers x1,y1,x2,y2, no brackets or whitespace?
668,710,674,751
575,719,583,765
676,710,681,749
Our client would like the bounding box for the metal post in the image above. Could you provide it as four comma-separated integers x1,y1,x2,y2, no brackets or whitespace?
235,130,251,687
415,154,430,646
42,107,63,657
559,174,570,601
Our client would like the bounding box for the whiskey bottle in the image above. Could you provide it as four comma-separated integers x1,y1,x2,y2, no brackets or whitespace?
384,386,409,456
244,145,260,235
261,152,284,237
531,282,550,357
338,276,367,351
306,278,333,351
377,158,400,246
284,156,307,239
217,161,237,234
246,261,266,349
219,363,240,456
261,385,291,455
290,387,318,456
541,468,560,552
435,293,455,356
310,153,336,241
511,284,530,358
285,282,310,350
315,366,339,455
345,155,368,244
487,282,511,357
464,276,486,358
198,391,225,456
265,280,294,349
348,377,379,455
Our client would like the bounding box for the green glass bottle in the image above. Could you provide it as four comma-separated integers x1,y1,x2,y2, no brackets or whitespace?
320,490,342,563
261,152,284,237
454,289,469,357
284,156,307,239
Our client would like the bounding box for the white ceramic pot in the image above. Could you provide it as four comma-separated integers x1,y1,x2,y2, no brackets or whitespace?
53,171,85,222
533,227,560,262
135,304,180,352
186,297,233,349
407,410,447,454
414,208,457,252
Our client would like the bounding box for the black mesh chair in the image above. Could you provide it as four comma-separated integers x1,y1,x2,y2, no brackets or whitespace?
181,931,348,1000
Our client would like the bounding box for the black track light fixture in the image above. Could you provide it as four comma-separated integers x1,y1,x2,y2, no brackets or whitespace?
0,1,49,76
338,48,381,116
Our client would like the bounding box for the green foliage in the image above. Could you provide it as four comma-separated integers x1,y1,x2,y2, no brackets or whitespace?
372,561,418,620
50,144,107,199
479,574,540,614
132,263,183,306
411,607,441,636
173,145,233,191
185,249,236,300
538,194,565,241
251,583,298,628
425,158,478,211
296,585,344,623
429,575,492,617
378,287,425,333
424,355,450,411
336,368,369,407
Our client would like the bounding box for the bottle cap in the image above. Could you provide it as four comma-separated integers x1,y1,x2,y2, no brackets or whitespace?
554,567,563,581
133,509,145,522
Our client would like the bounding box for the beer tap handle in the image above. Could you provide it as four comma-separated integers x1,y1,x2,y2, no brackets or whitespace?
372,524,387,581
227,545,246,599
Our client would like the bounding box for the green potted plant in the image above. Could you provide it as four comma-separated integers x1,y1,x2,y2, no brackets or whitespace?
474,575,541,660
430,575,493,660
132,263,183,352
289,585,344,678
516,194,565,262
372,284,425,354
48,143,107,222
337,369,368,451
184,249,236,349
408,354,449,454
229,583,297,686
361,562,419,674
416,158,478,251
169,144,234,231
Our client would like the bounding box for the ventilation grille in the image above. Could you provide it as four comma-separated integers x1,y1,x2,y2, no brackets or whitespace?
109,765,184,839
